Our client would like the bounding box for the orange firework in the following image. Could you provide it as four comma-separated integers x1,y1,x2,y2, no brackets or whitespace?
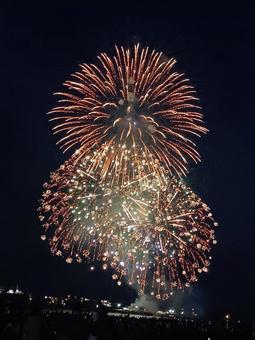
49,44,207,178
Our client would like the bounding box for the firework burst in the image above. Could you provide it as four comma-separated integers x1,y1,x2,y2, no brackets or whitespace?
39,44,217,299
49,44,207,178
38,153,217,298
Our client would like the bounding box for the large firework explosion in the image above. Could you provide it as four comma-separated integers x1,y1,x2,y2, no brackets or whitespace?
38,152,217,298
49,44,207,178
39,44,217,299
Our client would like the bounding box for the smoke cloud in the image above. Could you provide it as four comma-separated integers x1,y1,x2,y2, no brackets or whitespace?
129,295,158,314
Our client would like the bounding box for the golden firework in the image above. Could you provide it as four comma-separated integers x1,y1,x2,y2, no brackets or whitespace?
39,44,217,299
38,153,217,297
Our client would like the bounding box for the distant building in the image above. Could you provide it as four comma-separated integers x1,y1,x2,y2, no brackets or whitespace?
15,284,24,294
6,284,24,295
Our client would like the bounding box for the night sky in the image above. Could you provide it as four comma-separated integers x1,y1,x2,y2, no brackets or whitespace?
2,3,255,320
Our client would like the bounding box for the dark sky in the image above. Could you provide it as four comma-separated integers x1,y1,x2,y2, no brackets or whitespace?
2,2,255,320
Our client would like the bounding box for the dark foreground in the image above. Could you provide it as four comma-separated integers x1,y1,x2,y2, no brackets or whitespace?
1,312,254,340
0,293,254,340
